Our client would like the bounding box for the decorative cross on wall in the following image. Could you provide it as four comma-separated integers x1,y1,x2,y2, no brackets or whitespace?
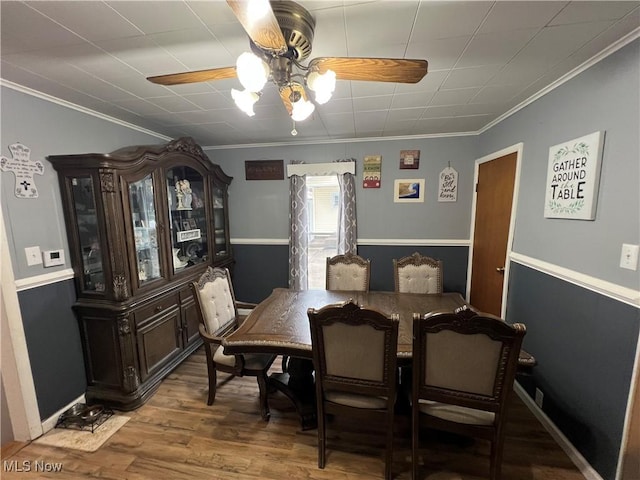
0,143,44,198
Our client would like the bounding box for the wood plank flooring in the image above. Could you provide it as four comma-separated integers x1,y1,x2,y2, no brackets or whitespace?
2,348,586,480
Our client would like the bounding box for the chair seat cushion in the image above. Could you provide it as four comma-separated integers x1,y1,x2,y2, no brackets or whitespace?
418,399,495,425
242,353,275,370
213,347,274,370
326,390,389,409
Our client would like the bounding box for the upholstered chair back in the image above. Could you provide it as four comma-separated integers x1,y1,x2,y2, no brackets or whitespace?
424,329,503,397
394,252,443,294
326,253,371,291
193,267,237,335
321,321,386,382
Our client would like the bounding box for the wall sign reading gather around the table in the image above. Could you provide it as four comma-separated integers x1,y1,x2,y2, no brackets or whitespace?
544,131,604,220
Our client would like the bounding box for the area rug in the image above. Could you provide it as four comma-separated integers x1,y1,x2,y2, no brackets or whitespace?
34,415,130,453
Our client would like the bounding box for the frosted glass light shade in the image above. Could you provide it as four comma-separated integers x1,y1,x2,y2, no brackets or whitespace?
306,69,336,104
291,98,315,121
236,52,269,92
232,88,259,116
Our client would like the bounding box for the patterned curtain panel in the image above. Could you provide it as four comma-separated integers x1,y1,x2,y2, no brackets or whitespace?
337,170,357,255
288,172,308,290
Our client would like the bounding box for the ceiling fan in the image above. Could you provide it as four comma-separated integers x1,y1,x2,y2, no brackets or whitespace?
147,0,428,126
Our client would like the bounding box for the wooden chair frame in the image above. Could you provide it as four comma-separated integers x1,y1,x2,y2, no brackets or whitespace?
191,267,276,420
411,309,526,480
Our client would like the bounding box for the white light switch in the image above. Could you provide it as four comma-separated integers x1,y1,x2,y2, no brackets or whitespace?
620,244,639,271
25,246,42,266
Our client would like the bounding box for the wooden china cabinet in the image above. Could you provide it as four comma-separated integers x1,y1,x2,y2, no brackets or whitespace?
48,137,233,410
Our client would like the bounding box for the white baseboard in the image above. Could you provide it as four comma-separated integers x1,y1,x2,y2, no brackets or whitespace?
515,383,603,480
40,393,86,434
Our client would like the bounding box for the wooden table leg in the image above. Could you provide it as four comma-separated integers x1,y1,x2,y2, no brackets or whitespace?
268,357,317,430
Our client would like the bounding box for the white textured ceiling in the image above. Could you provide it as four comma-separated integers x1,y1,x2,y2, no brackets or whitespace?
1,1,639,147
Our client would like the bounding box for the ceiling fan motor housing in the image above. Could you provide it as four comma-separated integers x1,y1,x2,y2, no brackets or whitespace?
271,1,316,61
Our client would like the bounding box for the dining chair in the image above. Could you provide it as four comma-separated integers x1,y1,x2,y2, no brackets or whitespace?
308,300,399,480
393,252,443,294
191,266,276,420
411,309,526,480
325,252,371,291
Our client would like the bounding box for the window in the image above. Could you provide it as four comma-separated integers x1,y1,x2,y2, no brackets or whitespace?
306,175,339,289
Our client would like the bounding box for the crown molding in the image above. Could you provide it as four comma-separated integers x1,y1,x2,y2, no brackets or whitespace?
480,27,640,135
0,79,172,141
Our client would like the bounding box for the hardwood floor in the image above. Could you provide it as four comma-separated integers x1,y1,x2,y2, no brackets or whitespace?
2,348,586,480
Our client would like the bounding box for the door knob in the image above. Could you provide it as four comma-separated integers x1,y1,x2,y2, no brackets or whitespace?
496,267,505,273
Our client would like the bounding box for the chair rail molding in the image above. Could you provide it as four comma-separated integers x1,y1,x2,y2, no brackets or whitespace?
14,268,75,292
231,238,470,246
510,252,639,307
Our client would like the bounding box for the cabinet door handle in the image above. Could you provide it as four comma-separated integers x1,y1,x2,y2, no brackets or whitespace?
155,305,164,312
496,267,505,273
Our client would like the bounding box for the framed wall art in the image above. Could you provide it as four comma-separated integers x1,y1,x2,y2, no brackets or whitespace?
363,155,382,188
394,179,425,203
399,150,420,169
544,131,604,220
245,160,284,180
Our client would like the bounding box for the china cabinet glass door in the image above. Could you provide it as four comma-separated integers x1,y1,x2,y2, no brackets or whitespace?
167,166,208,274
212,184,229,257
71,176,105,292
129,174,161,285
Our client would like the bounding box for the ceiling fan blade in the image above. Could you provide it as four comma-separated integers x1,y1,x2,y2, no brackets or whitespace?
147,67,237,86
279,83,308,115
308,57,428,84
226,0,287,53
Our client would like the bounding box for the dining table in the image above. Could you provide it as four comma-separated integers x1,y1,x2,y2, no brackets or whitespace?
223,288,468,429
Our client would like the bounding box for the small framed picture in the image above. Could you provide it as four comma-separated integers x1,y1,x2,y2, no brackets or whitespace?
394,179,425,203
188,218,197,229
182,220,191,231
400,150,420,169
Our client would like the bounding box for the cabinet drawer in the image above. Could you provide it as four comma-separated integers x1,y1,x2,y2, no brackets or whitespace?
135,294,179,325
179,285,195,304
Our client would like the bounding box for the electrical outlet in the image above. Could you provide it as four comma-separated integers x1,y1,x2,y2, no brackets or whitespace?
535,388,544,408
25,246,42,266
620,244,639,271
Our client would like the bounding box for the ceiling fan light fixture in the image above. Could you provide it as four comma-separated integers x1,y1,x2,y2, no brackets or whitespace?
291,96,315,122
236,52,269,92
231,88,259,117
306,69,336,105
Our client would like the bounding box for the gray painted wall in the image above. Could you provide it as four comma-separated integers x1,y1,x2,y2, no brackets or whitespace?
1,87,165,280
208,136,478,241
478,40,640,291
508,264,639,479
